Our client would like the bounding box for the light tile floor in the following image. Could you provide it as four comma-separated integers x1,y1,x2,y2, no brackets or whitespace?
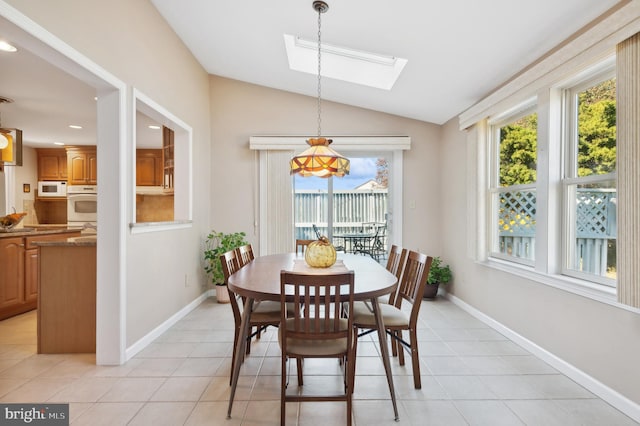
0,297,638,425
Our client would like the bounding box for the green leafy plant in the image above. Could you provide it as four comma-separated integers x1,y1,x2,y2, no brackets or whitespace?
203,230,249,286
427,256,452,285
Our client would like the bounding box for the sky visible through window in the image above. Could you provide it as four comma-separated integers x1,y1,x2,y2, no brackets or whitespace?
294,157,378,190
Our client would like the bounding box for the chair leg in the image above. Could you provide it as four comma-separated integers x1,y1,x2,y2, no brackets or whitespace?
245,327,253,355
409,328,421,389
391,332,398,357
397,330,405,366
281,354,287,426
296,357,304,386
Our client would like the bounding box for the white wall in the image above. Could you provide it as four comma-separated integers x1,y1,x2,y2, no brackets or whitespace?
4,0,212,352
440,117,640,408
209,75,443,256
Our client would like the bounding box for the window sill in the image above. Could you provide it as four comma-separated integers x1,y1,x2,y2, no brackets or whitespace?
480,258,639,314
130,220,192,234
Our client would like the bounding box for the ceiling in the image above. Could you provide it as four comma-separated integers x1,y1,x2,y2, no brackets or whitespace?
0,0,621,149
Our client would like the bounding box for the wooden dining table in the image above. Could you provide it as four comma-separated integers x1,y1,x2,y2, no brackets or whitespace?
226,253,400,421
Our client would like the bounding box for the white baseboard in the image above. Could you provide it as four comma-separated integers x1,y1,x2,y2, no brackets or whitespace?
446,294,640,423
124,290,214,360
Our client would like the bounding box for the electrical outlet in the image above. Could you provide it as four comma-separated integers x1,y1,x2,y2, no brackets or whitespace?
184,274,188,287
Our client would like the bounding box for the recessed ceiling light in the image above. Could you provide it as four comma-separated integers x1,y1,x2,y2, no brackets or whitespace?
283,34,408,90
0,41,17,52
148,125,161,130
69,125,82,129
53,142,65,146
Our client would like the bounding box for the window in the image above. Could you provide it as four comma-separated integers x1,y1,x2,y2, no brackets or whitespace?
562,72,616,285
483,57,617,289
489,105,538,265
131,90,192,231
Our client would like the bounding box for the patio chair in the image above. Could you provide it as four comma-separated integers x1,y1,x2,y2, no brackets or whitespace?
279,270,356,426
220,249,282,384
352,250,433,389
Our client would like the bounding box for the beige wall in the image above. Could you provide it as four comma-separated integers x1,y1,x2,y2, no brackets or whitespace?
4,0,212,349
209,75,443,256
440,117,640,406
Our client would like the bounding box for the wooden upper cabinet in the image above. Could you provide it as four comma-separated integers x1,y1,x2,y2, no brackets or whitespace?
66,147,97,185
136,149,163,186
162,126,174,190
36,148,67,181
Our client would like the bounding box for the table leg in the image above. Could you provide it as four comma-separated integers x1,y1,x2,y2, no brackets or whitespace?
227,297,254,419
370,297,399,421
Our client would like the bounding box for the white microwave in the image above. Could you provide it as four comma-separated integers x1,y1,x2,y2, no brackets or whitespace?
38,181,67,197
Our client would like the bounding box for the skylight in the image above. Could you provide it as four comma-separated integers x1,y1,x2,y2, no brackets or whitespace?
283,34,407,91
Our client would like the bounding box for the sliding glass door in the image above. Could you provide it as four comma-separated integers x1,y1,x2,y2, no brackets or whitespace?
294,152,391,261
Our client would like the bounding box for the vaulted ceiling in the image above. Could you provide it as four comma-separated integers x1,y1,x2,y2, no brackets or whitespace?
0,0,622,148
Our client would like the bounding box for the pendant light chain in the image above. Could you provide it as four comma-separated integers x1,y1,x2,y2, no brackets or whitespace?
317,5,322,138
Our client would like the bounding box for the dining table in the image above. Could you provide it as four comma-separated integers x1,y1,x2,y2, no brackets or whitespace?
226,252,400,421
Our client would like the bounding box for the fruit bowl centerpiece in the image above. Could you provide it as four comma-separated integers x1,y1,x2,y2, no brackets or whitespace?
304,236,337,268
0,211,27,232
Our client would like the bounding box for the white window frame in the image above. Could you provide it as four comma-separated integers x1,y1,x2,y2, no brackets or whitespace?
487,101,538,267
560,65,617,286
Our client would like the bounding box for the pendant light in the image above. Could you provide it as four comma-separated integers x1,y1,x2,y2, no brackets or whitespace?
290,1,350,178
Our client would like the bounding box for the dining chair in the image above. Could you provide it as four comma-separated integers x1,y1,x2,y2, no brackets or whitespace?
352,250,433,389
279,270,356,426
383,245,407,306
220,249,281,384
295,239,315,254
235,244,254,267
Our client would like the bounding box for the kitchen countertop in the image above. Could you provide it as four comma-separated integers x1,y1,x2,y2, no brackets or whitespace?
0,227,83,238
35,235,96,247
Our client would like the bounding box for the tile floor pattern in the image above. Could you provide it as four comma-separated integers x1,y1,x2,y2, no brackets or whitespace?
0,297,638,425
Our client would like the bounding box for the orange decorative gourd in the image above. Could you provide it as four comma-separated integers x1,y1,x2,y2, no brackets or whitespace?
305,236,337,268
0,211,27,230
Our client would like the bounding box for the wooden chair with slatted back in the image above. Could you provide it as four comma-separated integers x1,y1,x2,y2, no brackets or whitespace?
352,251,433,389
220,249,281,384
279,270,356,426
384,245,407,306
295,239,315,255
235,244,255,267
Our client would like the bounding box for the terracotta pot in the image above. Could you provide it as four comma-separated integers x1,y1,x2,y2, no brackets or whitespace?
423,283,440,299
215,285,231,303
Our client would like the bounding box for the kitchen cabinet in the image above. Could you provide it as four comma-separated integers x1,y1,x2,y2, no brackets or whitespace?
38,241,96,353
162,126,174,190
37,148,68,181
0,237,25,318
67,147,97,185
136,149,163,186
0,230,81,321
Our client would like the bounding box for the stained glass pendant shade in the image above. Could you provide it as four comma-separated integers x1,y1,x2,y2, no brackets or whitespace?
289,1,350,178
290,137,350,178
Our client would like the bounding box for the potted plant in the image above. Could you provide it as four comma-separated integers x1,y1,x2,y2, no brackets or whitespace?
204,230,249,303
424,256,452,299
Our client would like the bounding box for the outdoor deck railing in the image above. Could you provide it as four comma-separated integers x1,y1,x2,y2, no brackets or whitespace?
497,188,616,276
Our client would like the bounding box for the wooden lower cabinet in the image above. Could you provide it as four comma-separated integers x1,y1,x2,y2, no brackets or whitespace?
0,231,81,321
38,244,96,353
0,237,26,319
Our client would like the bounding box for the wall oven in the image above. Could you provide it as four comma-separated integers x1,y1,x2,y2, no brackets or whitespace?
67,185,97,227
